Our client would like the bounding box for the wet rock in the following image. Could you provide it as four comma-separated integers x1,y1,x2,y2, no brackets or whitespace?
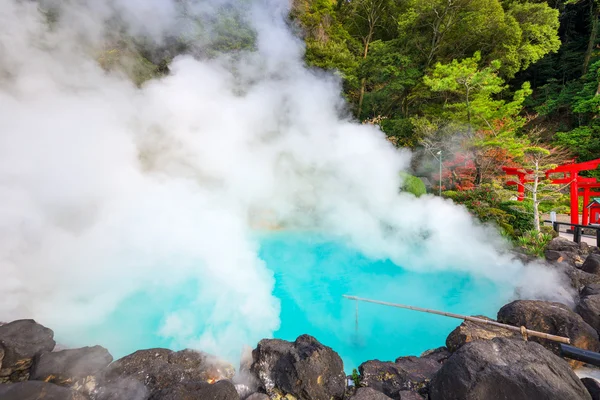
497,300,600,366
148,379,239,400
0,319,55,382
349,387,392,400
96,348,234,400
445,316,516,352
0,381,87,400
358,356,440,398
582,378,600,400
419,347,450,364
250,335,345,400
429,338,591,400
583,255,600,275
577,288,600,334
30,345,113,385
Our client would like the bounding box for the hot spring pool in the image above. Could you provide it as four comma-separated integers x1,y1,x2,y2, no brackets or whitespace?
53,232,514,372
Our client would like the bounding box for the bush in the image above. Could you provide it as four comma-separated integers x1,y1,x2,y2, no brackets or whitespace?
498,201,534,237
400,173,427,197
517,230,554,257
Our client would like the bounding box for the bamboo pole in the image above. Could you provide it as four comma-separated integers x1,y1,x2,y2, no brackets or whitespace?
343,295,571,345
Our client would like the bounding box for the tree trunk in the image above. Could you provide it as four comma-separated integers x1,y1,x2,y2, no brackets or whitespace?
357,32,373,118
584,1,599,75
533,160,541,232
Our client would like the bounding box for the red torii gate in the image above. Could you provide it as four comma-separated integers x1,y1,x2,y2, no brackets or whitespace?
580,181,600,226
545,159,600,227
502,167,533,201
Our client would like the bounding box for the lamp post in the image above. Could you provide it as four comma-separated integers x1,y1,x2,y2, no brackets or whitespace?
437,150,442,196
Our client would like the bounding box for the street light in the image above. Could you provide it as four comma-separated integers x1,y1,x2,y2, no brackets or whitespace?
437,150,442,196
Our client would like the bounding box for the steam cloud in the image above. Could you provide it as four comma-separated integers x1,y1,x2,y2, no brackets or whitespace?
0,0,571,360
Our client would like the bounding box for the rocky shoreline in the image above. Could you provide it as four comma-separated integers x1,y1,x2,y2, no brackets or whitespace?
2,237,600,400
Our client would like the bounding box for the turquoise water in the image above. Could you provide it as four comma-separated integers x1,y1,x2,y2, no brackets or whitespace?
54,232,513,372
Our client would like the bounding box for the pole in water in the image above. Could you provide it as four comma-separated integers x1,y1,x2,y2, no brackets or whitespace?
343,295,571,345
355,299,359,333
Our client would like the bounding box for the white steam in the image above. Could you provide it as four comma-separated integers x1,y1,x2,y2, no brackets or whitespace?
0,0,570,360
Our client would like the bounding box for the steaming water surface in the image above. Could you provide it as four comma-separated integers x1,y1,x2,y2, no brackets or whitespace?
53,232,513,372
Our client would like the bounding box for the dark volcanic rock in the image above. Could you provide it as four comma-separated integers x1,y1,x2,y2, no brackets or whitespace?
30,345,113,385
245,394,269,400
445,316,516,352
96,348,234,400
548,237,584,253
420,347,451,364
429,338,591,400
545,249,585,267
583,255,600,274
497,300,600,366
399,391,424,400
0,319,55,382
250,334,345,400
349,387,392,400
577,287,600,334
148,379,239,400
562,263,600,289
358,356,440,398
582,378,600,400
582,284,600,297
0,381,87,400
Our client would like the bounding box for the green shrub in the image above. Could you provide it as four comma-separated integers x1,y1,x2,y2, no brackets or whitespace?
351,368,360,387
498,201,534,236
540,225,559,238
517,230,553,257
400,173,427,197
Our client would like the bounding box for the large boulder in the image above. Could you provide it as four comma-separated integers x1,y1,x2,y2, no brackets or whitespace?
545,249,585,268
95,348,235,400
445,316,516,352
358,356,440,398
547,237,586,253
562,263,600,289
583,255,600,275
148,379,239,400
349,387,393,400
250,335,346,400
30,345,113,385
497,300,600,366
0,381,87,400
582,378,600,400
577,287,600,334
419,347,451,364
0,320,55,382
429,337,591,400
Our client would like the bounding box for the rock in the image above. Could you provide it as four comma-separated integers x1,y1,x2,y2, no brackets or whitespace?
582,284,600,297
545,250,585,267
349,387,392,400
250,335,346,400
419,347,450,364
148,379,239,400
577,289,600,334
445,316,516,352
583,255,600,274
497,300,600,366
0,319,55,382
582,378,600,400
358,356,440,398
96,348,234,399
245,394,269,400
399,391,424,400
562,263,600,289
0,381,87,400
30,345,113,385
548,237,584,253
429,337,591,400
